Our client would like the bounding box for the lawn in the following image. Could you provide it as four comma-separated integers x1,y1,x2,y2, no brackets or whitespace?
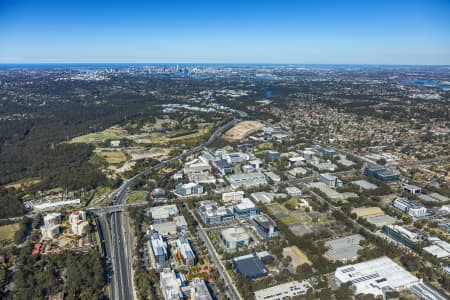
127,191,148,204
97,151,127,164
0,223,20,242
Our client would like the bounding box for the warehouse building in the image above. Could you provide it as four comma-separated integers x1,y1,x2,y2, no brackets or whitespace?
334,256,419,297
233,253,268,279
254,280,311,300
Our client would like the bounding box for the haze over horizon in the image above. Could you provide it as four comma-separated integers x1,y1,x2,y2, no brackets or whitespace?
1,0,450,65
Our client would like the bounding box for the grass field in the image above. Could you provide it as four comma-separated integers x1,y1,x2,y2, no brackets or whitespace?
266,203,289,216
0,223,20,242
223,121,264,142
283,245,312,266
279,212,309,225
97,151,127,164
257,142,273,150
4,177,41,189
127,191,148,204
71,126,127,144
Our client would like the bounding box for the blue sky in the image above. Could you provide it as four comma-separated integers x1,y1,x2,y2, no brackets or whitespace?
0,0,449,64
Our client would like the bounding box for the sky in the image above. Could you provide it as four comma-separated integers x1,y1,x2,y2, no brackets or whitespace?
0,0,449,65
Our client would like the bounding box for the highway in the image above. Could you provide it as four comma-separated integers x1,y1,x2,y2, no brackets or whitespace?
96,118,239,300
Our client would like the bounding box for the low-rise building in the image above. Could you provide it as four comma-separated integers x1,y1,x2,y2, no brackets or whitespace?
233,253,268,279
351,207,385,219
325,234,364,262
393,198,427,217
150,232,168,268
222,191,245,203
181,278,213,300
212,159,233,175
220,227,251,250
254,280,311,300
198,201,234,225
41,224,60,239
176,236,196,267
264,171,281,183
286,186,302,197
404,184,421,194
251,191,274,203
364,164,400,181
319,173,343,189
233,198,260,219
423,237,450,259
43,213,62,225
149,204,179,221
384,225,419,249
160,269,183,300
334,256,419,297
251,214,279,238
227,172,267,189
175,182,204,197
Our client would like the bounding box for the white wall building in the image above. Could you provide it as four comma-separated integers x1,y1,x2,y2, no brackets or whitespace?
254,280,311,300
393,198,427,217
334,256,419,297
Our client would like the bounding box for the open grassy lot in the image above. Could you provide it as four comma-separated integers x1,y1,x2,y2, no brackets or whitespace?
266,203,289,217
279,212,309,225
96,151,127,164
127,191,148,204
0,223,20,242
223,121,264,142
283,245,312,266
4,177,41,189
143,125,213,145
71,126,127,144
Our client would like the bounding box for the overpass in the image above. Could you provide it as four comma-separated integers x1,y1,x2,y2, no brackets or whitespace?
88,202,147,214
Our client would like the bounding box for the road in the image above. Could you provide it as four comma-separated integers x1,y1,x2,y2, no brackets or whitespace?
96,118,239,300
188,208,243,300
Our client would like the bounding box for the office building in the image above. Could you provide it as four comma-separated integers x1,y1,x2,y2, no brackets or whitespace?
319,173,343,189
176,236,196,267
212,159,233,175
181,278,213,300
251,214,279,238
227,172,267,189
393,198,426,217
149,204,179,221
334,256,419,297
198,201,234,225
43,213,62,226
364,164,400,181
40,224,60,239
384,225,419,249
222,191,245,203
150,232,168,267
234,198,260,219
404,184,421,194
220,227,251,250
160,269,183,300
175,182,204,196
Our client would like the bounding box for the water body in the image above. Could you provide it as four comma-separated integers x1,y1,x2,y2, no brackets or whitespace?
407,79,450,91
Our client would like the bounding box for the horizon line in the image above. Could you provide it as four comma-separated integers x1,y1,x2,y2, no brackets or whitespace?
1,62,450,67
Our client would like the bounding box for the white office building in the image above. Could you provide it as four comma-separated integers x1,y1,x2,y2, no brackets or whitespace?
393,198,427,217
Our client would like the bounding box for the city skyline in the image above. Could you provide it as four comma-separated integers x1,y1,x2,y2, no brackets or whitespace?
1,0,450,65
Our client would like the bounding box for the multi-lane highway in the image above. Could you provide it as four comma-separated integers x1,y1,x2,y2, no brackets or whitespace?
96,118,239,300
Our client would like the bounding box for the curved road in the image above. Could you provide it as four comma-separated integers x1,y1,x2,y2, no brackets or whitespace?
97,118,239,300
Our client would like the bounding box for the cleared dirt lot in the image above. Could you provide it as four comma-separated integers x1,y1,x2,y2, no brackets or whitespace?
223,121,264,142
